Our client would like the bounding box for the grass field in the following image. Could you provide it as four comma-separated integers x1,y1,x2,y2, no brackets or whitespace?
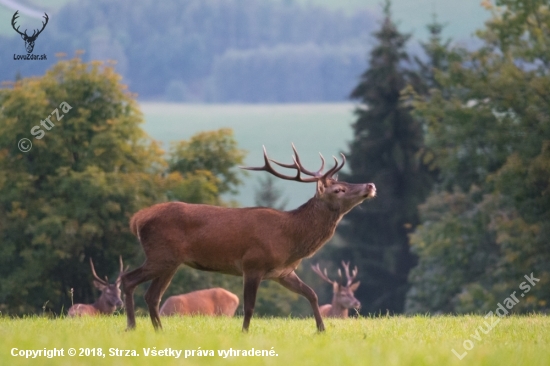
1,315,549,365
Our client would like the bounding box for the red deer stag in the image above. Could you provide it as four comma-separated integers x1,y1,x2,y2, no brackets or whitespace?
121,144,376,332
68,257,124,317
160,288,239,317
311,261,361,318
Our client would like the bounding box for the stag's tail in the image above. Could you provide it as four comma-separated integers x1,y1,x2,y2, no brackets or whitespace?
129,212,141,238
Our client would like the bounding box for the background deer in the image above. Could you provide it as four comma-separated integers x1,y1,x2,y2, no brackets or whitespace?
160,288,239,317
122,144,376,332
68,257,124,317
311,261,361,318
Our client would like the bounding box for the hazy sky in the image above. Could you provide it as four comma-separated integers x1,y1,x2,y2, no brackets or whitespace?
301,0,491,41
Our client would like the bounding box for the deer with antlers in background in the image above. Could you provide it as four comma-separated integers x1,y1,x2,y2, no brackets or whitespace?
311,261,361,318
68,257,124,317
160,288,239,317
121,144,376,332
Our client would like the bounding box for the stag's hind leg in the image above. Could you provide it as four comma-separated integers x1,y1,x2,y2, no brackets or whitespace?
121,266,156,330
275,271,325,332
144,267,178,331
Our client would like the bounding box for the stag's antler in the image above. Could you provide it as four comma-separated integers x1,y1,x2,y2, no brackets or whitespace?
241,144,345,183
341,261,358,286
89,258,108,286
116,256,124,285
311,264,337,284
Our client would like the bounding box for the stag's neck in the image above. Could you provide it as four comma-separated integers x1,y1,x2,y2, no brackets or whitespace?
285,197,341,261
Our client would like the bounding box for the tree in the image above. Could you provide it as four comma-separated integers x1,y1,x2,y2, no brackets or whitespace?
335,1,436,314
405,0,550,314
0,56,247,315
254,175,288,210
0,56,165,314
414,15,452,92
167,128,246,205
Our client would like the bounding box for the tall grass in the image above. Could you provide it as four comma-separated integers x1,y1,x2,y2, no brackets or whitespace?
1,315,549,365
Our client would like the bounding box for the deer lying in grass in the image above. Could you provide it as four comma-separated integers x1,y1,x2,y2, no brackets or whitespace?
68,257,124,317
160,288,239,317
122,144,376,332
311,261,361,318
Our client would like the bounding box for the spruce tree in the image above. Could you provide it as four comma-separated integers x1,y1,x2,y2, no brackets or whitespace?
337,1,435,313
415,15,451,91
254,175,288,210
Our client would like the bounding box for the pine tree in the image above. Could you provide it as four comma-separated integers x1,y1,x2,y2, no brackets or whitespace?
254,175,288,210
337,1,436,313
415,14,451,91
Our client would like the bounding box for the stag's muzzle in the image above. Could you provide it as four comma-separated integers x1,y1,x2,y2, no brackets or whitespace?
364,183,376,199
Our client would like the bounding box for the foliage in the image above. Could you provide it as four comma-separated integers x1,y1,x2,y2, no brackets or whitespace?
0,57,247,315
0,56,164,314
2,315,550,365
334,1,437,314
414,14,453,92
405,0,550,314
169,128,246,195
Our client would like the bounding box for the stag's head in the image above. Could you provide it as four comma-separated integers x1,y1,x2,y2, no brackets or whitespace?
11,11,49,54
89,256,124,309
241,144,376,214
312,261,361,309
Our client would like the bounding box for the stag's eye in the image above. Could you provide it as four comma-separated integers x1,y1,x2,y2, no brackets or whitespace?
333,187,345,194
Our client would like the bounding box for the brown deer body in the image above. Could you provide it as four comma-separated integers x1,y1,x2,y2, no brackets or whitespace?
160,288,239,316
122,144,376,332
312,262,361,318
68,257,124,317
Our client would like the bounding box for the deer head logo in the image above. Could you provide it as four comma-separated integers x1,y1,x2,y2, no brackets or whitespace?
11,11,49,54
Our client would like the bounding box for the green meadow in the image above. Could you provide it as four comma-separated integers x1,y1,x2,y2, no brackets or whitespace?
1,315,548,365
141,103,356,208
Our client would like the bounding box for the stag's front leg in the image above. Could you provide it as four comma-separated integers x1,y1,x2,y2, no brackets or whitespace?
242,273,262,332
275,271,325,332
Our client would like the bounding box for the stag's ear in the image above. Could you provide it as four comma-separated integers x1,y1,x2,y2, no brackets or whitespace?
316,180,326,195
332,281,340,293
349,281,360,292
93,280,106,291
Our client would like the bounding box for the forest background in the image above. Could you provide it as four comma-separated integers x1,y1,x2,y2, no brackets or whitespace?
0,0,548,319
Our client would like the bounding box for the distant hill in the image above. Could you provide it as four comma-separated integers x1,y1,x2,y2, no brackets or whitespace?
0,0,490,103
0,0,375,103
0,0,490,40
